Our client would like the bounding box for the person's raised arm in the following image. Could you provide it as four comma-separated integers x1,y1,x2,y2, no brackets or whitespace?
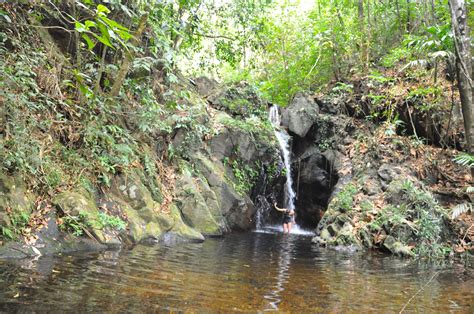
274,202,287,212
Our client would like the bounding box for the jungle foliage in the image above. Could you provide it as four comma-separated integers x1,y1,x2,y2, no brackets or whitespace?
0,0,472,251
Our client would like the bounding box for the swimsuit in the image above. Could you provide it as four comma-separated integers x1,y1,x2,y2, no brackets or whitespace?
283,210,294,224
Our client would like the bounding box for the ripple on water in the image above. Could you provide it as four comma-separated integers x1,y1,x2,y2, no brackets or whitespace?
0,232,473,312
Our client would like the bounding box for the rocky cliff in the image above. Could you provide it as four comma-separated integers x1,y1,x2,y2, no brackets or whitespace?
279,88,471,258
0,77,280,258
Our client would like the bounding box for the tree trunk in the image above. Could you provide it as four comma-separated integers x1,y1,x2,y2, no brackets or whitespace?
406,0,411,32
448,0,474,179
109,13,148,98
395,0,402,36
358,0,368,74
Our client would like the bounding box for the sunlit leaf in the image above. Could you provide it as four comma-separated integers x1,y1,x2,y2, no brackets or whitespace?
0,9,12,23
101,16,129,31
96,4,111,15
81,34,96,50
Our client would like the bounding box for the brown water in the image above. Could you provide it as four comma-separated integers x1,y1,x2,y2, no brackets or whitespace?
0,231,473,312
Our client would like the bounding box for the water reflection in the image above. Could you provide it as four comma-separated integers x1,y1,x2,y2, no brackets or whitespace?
0,233,472,312
264,235,295,310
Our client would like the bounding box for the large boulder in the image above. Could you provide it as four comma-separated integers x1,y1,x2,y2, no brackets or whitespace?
193,76,219,97
211,112,277,163
109,171,159,212
190,153,257,230
175,169,226,236
207,82,266,117
281,92,319,137
107,172,183,243
165,205,205,243
53,189,123,246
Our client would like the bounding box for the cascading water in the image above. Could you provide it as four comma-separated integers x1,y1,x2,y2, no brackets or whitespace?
254,105,304,232
268,106,296,211
256,105,313,235
256,106,314,235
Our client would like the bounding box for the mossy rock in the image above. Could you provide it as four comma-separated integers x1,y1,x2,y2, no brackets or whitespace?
53,190,125,246
53,189,98,217
358,227,373,248
334,223,362,247
319,228,331,241
383,235,414,257
187,153,256,230
137,145,163,204
110,171,159,211
175,170,225,236
0,174,35,223
168,204,205,242
208,82,266,117
104,192,173,244
53,190,100,240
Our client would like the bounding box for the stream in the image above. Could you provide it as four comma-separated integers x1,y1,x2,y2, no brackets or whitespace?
0,232,472,312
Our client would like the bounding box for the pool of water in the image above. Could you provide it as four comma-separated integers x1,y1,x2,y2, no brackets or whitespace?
0,232,472,312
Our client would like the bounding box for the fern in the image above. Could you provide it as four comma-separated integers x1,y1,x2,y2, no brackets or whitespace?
451,203,472,219
401,59,429,71
453,153,474,167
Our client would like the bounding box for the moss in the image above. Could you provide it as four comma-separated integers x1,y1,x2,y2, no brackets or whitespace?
169,204,205,241
175,170,224,236
0,175,35,240
217,114,274,145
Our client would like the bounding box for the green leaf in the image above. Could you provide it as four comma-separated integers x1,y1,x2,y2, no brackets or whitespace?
454,153,474,167
0,9,12,23
451,203,472,219
117,29,133,41
1,226,13,239
92,32,114,49
81,34,96,50
101,16,129,31
75,21,87,33
96,4,111,15
84,20,96,29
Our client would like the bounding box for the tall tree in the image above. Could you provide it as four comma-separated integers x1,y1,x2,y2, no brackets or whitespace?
448,0,474,178
358,0,368,74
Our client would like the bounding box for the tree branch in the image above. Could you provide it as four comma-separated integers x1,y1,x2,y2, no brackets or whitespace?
193,32,237,41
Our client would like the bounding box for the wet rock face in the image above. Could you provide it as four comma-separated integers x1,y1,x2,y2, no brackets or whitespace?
176,83,279,233
275,95,353,228
294,149,339,228
175,170,226,236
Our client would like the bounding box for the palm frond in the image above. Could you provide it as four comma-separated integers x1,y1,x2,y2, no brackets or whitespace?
451,203,472,220
401,59,429,71
453,153,474,167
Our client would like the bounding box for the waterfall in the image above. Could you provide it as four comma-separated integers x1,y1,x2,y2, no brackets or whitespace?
255,105,305,232
269,106,296,212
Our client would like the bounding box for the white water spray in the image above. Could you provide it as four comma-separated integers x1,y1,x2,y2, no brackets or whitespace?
269,106,296,212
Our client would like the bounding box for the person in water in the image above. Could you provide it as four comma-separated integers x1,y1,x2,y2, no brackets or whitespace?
274,202,295,234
